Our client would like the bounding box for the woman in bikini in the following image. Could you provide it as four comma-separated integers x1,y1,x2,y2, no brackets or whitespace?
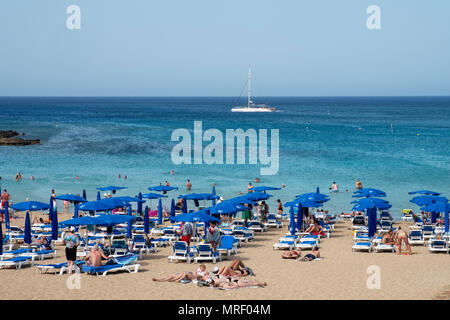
394,227,412,255
152,272,198,283
217,259,251,277
282,250,300,259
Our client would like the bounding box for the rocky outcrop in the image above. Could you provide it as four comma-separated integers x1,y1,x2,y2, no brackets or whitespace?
0,131,40,146
0,130,20,138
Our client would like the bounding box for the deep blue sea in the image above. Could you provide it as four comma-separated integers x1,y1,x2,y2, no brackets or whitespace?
0,97,449,219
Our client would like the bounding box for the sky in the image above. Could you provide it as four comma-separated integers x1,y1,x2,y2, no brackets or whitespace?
0,0,449,96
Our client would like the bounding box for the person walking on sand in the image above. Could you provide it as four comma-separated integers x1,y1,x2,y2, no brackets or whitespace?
205,221,221,252
394,227,412,255
63,227,79,274
186,179,192,191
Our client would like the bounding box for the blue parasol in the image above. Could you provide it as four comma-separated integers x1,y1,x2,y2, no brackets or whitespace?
174,211,220,223
157,198,163,225
11,201,50,211
24,211,31,244
148,185,178,192
409,190,441,196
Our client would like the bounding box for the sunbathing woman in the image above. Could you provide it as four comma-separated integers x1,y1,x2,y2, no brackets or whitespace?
217,259,252,277
282,250,300,259
304,221,325,236
152,272,198,283
209,274,266,289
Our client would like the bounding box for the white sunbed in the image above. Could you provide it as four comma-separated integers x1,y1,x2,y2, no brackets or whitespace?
374,243,396,253
429,239,449,253
352,242,373,252
0,256,33,269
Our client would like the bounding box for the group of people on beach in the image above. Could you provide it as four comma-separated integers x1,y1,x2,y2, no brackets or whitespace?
381,227,412,255
152,259,266,289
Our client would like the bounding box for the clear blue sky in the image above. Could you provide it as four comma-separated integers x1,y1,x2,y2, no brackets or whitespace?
0,0,449,96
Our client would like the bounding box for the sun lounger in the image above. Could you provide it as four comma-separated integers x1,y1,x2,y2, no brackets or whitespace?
295,239,318,250
132,236,157,259
217,236,238,257
0,256,33,269
82,263,140,276
194,244,221,263
36,260,85,275
20,250,57,261
0,248,34,260
409,230,425,246
401,209,414,222
168,241,195,263
231,229,254,242
248,220,267,232
352,242,373,252
378,220,393,233
266,214,283,229
374,243,396,253
429,239,449,253
422,225,435,241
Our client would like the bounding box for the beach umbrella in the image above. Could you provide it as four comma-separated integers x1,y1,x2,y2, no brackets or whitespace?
178,193,219,201
142,192,168,199
11,201,50,212
208,202,238,215
170,198,175,217
4,201,10,230
182,198,187,213
97,186,127,194
0,220,3,256
137,192,143,215
144,206,150,234
244,192,272,201
297,203,303,232
55,194,87,203
51,207,58,241
174,211,220,223
97,191,101,201
296,192,330,203
60,216,102,226
410,195,448,207
82,189,87,200
421,202,450,233
48,196,54,221
289,206,295,235
353,188,386,198
95,214,134,226
24,211,31,244
157,198,163,225
78,201,110,212
148,185,178,192
96,198,131,210
249,186,281,193
227,196,257,205
212,185,216,205
409,190,441,196
127,206,132,238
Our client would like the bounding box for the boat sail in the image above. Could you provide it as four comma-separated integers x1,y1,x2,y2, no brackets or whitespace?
231,68,275,112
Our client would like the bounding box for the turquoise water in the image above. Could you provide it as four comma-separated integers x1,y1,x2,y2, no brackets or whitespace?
0,96,449,218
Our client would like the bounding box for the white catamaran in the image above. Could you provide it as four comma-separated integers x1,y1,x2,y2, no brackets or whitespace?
231,68,276,112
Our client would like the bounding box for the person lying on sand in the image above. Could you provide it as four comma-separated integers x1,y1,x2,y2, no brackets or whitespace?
206,274,266,289
299,246,321,262
216,259,254,277
282,250,300,259
152,272,198,283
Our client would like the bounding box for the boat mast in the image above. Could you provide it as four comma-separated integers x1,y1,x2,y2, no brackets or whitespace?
247,67,251,108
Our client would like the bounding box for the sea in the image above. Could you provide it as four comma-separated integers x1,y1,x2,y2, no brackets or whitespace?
0,96,449,219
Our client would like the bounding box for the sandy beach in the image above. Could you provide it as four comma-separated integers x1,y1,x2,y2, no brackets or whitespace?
1,210,449,300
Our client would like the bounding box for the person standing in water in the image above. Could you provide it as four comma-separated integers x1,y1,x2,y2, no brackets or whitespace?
186,179,192,190
330,182,339,192
355,179,362,190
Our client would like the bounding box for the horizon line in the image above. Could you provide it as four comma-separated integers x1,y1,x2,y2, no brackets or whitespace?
1,95,450,98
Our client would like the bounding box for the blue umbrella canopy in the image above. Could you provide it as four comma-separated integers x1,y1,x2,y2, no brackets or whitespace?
284,198,324,208
98,214,135,226
55,194,87,203
148,185,178,192
96,198,131,209
178,193,219,201
410,195,448,207
141,193,168,199
60,216,104,226
352,201,392,211
11,201,50,211
227,196,257,205
244,192,272,201
421,201,450,213
249,186,281,192
208,202,239,215
78,201,110,212
295,192,330,203
97,186,128,192
114,196,145,203
351,197,389,205
24,211,31,244
353,188,386,198
409,190,441,196
174,211,220,223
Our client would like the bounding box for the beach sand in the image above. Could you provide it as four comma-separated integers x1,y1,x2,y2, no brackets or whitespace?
1,210,449,300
